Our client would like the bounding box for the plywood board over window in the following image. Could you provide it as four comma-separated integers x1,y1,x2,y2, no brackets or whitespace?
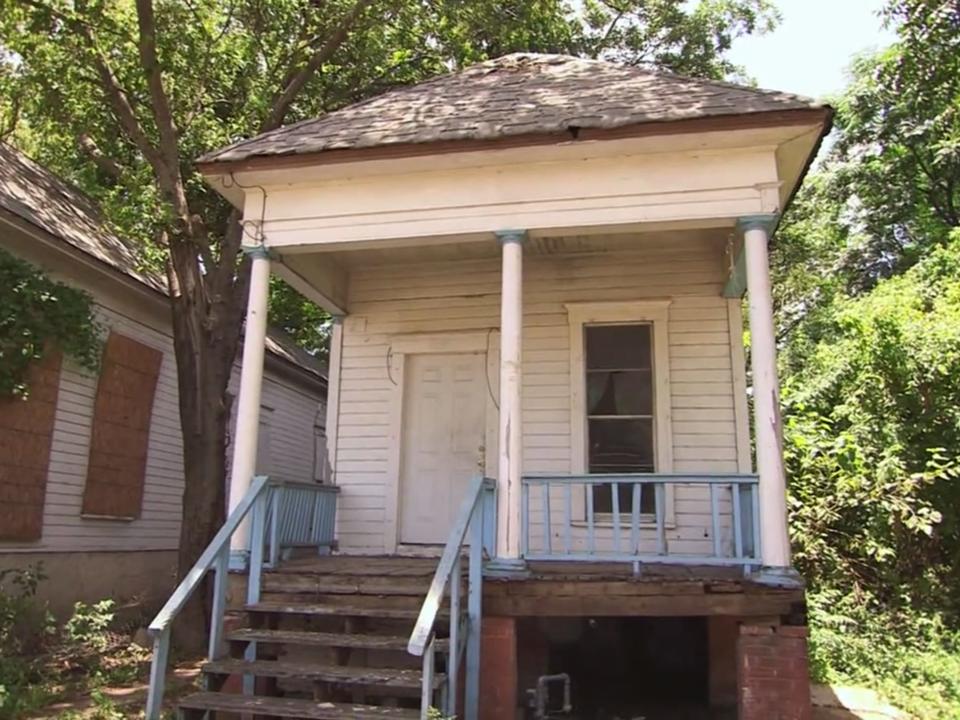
81,332,162,520
0,352,62,541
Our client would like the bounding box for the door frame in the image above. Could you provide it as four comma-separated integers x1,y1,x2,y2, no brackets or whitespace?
383,330,499,553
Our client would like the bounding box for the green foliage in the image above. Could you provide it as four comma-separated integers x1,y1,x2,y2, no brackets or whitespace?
0,569,149,718
0,247,101,398
808,589,960,719
774,1,960,714
269,279,331,360
0,565,56,719
65,600,116,654
784,230,960,610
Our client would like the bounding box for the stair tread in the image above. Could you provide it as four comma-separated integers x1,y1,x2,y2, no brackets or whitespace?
247,601,447,621
203,659,443,689
227,627,449,652
178,692,421,718
262,576,433,596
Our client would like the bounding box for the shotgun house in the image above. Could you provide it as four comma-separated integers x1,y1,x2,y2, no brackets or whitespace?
149,54,832,720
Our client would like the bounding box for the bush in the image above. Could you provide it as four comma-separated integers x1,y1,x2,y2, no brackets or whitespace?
809,588,960,719
0,564,57,719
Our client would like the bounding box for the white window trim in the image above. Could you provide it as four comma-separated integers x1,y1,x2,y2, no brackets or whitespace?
565,300,675,527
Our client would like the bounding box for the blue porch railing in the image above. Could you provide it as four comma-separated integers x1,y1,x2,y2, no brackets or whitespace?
263,479,339,567
521,473,760,567
407,476,496,720
144,476,338,719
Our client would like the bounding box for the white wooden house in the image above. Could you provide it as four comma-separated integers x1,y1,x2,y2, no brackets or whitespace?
146,55,832,720
0,143,328,616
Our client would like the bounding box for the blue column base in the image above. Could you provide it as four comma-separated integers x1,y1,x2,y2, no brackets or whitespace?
484,557,531,578
749,565,804,589
229,549,250,572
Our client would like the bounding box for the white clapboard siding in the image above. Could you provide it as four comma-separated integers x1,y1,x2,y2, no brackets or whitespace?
334,234,750,553
3,301,324,554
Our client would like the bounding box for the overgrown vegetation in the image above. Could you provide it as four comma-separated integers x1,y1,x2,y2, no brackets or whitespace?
0,247,101,398
774,1,960,716
0,565,152,719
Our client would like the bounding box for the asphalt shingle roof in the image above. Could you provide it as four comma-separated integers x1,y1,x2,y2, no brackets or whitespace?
201,53,823,165
0,142,325,380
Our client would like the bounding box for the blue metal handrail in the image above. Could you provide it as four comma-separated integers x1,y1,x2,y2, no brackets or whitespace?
408,475,495,720
144,475,339,718
521,473,760,567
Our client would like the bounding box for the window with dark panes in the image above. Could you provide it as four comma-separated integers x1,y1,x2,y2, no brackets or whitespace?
585,324,656,514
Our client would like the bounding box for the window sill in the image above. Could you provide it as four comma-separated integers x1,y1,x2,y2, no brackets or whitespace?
81,513,137,523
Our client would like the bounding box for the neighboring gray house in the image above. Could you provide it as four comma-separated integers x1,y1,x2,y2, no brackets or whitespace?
0,143,328,616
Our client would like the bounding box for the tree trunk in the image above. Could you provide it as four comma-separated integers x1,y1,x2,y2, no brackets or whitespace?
168,269,243,652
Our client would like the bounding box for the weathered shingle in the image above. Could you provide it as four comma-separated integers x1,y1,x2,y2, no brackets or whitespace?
200,53,822,165
0,142,165,292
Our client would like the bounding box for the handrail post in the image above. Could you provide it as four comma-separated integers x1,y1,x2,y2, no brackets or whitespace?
144,627,170,720
466,499,483,720
208,544,230,660
244,489,268,695
421,636,436,720
448,552,462,716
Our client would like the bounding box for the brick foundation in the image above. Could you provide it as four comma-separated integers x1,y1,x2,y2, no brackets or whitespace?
737,624,812,720
480,616,519,720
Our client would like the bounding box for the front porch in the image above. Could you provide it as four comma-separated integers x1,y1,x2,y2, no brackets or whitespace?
146,52,832,720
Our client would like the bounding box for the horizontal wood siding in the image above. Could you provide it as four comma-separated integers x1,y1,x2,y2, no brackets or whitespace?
2,305,324,553
335,234,746,554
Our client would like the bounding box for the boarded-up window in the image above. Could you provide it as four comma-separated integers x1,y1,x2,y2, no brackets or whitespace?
0,353,62,541
81,332,162,519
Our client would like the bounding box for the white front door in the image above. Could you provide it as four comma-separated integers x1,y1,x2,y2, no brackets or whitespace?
399,352,487,544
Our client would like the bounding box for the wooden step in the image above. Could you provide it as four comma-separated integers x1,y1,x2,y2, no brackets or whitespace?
275,556,441,578
227,627,450,652
263,573,435,597
247,601,449,622
203,659,443,690
178,691,421,718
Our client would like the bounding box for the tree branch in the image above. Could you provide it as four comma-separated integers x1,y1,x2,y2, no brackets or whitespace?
77,133,123,180
134,0,189,219
261,0,375,131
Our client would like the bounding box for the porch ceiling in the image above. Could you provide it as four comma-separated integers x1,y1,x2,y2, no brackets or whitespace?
276,225,733,315
325,225,732,269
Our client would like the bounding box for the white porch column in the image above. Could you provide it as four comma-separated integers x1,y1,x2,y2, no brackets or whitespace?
228,244,271,563
491,229,527,571
741,216,792,572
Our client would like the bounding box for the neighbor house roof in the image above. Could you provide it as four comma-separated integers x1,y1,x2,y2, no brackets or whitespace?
200,52,825,167
0,142,326,382
0,141,167,292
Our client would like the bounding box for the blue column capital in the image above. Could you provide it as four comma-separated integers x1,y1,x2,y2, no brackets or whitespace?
241,243,273,260
737,214,779,235
495,229,528,246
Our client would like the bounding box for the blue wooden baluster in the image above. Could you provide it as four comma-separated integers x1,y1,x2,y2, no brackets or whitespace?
586,482,595,555
710,483,721,558
611,481,621,555
542,481,552,555
732,482,744,560
655,483,666,556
